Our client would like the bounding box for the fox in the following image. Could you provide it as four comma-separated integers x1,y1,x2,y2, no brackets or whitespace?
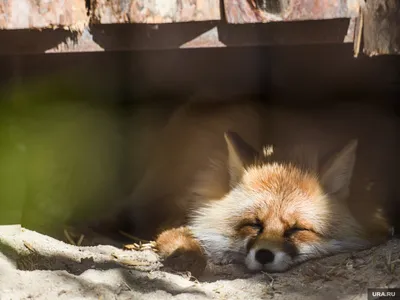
117,96,398,277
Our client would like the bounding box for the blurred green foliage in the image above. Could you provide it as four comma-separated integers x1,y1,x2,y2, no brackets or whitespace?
0,73,123,237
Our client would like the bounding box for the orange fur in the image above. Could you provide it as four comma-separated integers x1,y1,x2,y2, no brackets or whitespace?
120,97,397,276
156,226,206,277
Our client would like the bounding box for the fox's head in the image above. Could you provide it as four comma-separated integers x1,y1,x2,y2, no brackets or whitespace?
190,131,390,272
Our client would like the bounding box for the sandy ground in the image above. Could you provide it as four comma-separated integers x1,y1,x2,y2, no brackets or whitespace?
0,225,399,300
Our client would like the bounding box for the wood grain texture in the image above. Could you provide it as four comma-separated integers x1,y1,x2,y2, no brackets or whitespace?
224,0,360,24
0,0,88,30
363,0,400,56
91,0,220,24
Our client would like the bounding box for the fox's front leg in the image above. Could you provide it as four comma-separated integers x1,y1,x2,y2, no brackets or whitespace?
156,226,207,277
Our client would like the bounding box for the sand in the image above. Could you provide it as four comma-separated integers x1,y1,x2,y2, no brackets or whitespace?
0,225,399,300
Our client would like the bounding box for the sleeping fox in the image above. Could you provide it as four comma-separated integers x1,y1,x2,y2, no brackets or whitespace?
119,96,398,276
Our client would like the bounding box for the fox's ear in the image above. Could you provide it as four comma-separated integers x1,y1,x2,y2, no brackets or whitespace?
320,140,358,200
224,131,259,187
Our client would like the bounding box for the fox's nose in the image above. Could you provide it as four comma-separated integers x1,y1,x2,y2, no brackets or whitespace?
255,249,275,264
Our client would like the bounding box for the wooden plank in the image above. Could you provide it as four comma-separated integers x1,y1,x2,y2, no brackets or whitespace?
0,0,88,30
91,0,221,24
363,0,400,56
224,0,360,24
0,19,355,55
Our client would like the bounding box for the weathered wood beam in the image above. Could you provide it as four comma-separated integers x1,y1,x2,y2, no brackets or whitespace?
0,0,88,30
224,0,360,24
91,0,221,24
363,0,400,56
0,19,356,55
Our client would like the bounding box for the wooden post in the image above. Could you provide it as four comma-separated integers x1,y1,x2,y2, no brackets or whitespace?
363,0,400,56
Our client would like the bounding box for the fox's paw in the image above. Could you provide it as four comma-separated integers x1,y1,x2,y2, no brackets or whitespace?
156,227,207,278
161,247,207,278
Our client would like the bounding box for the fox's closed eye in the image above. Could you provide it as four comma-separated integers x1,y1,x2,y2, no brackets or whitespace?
284,227,308,238
241,219,263,233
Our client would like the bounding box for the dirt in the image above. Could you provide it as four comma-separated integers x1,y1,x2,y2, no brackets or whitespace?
0,225,399,300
